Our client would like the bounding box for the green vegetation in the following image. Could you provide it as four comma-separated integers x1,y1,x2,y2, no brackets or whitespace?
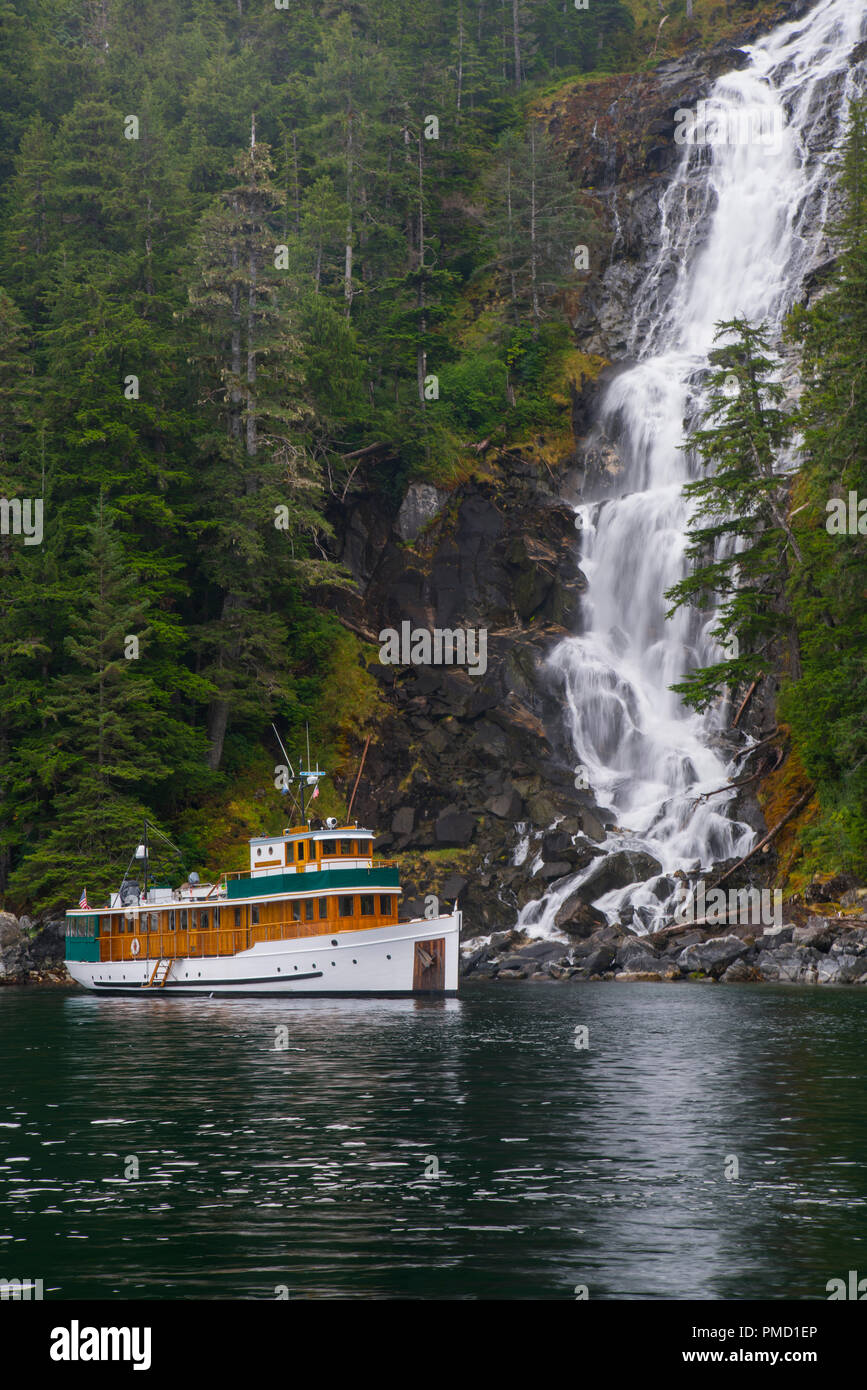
0,0,635,909
667,101,867,879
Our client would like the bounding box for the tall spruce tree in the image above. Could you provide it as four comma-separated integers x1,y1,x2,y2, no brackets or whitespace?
8,503,175,910
665,318,799,710
186,135,333,771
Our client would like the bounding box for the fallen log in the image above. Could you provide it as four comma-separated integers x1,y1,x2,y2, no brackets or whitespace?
712,787,814,888
732,679,759,728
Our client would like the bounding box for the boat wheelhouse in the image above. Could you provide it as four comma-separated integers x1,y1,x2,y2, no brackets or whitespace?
64,818,459,996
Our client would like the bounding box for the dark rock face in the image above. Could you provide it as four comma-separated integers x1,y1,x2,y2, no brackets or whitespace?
325,452,622,935
0,913,68,984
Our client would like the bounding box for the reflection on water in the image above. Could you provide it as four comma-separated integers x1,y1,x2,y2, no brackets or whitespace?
1,984,866,1299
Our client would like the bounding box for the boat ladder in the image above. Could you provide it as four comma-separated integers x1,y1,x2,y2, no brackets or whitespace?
145,957,174,988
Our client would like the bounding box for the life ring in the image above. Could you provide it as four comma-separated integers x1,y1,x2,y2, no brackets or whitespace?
131,938,141,957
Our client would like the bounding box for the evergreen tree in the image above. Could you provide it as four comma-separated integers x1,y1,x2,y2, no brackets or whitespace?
185,136,334,771
781,99,867,873
8,503,176,910
665,318,799,710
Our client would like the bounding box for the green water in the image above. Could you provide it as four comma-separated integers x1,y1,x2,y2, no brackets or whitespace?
2,981,866,1300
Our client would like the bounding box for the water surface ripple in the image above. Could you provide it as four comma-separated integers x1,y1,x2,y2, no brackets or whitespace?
2,986,866,1299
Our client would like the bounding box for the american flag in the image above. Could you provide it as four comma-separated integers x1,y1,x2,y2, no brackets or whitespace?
79,888,88,908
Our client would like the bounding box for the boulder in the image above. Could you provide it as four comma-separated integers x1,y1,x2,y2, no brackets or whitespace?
756,924,793,949
485,787,523,819
572,945,616,976
815,953,864,985
578,808,607,843
755,945,821,983
391,806,415,836
435,806,475,846
440,873,468,902
554,894,608,938
580,849,664,899
677,935,747,978
514,940,567,965
538,860,574,881
0,911,22,947
616,940,661,973
792,920,834,952
804,874,857,904
396,482,447,543
720,960,763,984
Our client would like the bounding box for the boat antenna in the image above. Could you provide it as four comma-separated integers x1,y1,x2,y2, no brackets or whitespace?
271,722,295,778
271,723,302,822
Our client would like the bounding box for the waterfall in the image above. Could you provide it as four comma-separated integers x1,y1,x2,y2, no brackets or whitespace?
522,0,867,937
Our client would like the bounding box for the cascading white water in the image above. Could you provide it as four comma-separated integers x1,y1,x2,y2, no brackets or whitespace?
521,0,867,937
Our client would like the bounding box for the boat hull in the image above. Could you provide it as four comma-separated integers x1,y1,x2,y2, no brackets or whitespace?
65,913,460,996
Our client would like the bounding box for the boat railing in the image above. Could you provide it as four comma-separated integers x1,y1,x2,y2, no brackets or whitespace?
221,859,396,882
97,911,398,963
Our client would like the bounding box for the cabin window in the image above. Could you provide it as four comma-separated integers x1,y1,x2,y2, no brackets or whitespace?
322,840,336,855
252,905,260,925
214,907,220,928
338,896,354,917
256,847,262,857
318,898,328,920
360,895,375,916
340,839,352,855
305,900,315,921
234,908,241,929
200,910,209,931
296,840,305,861
168,911,175,931
291,901,301,922
379,895,394,915
179,909,188,930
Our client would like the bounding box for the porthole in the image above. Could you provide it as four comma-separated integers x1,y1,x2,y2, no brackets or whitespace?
294,965,298,971
386,954,391,960
331,939,338,946
331,962,336,967
352,959,357,965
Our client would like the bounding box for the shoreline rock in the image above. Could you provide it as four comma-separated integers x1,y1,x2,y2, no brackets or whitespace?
460,912,867,987
0,912,70,986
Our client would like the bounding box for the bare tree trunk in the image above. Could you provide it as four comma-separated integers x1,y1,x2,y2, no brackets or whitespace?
506,159,518,322
416,134,427,405
512,0,521,86
230,226,242,443
529,125,540,334
246,249,257,459
457,1,464,113
344,97,354,317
